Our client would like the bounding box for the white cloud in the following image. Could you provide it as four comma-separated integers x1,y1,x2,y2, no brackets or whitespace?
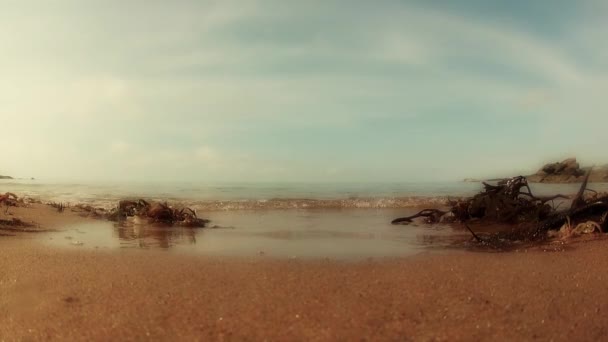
0,1,605,181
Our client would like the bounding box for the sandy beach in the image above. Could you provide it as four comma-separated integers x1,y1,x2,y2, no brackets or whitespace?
4,0,606,339
0,205,607,341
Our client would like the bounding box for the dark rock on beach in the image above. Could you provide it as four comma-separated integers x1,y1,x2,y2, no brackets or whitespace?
0,175,13,180
527,158,608,183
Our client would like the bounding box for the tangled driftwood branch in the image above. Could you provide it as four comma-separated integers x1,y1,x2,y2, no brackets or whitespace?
391,209,449,224
107,199,210,228
0,192,18,213
392,170,608,244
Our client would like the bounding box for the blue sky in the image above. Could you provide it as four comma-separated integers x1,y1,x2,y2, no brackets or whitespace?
1,1,607,181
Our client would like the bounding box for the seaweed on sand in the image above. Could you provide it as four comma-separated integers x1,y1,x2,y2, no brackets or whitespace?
0,217,44,233
106,199,210,228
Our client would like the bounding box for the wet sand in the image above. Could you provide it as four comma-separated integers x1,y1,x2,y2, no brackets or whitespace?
1,205,608,341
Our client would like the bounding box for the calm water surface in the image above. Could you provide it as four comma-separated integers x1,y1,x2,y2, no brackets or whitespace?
39,209,471,259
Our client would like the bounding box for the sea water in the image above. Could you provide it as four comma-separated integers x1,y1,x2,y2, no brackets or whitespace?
1,179,600,210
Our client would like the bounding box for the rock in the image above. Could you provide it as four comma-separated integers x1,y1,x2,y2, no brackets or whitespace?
541,163,559,174
0,175,13,180
562,157,577,167
559,158,579,174
563,164,583,176
470,158,608,184
528,157,601,183
554,164,567,173
539,158,580,176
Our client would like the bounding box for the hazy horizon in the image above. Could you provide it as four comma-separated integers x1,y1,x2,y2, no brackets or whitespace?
2,1,607,183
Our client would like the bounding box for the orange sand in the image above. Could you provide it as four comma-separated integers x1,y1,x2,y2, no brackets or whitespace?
1,205,608,341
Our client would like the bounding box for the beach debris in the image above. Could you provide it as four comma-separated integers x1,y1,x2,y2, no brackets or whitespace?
67,199,210,227
108,199,210,228
0,192,19,213
392,170,608,246
391,209,451,224
0,217,31,226
0,217,41,232
48,202,66,212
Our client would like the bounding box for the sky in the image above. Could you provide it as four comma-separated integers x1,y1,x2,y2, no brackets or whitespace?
1,0,607,182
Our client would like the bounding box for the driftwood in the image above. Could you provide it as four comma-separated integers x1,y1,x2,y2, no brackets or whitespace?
0,191,209,231
391,209,449,224
0,192,18,213
46,198,210,228
108,199,210,228
392,170,608,244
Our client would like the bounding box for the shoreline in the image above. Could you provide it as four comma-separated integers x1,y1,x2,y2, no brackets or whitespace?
6,179,608,212
1,203,457,259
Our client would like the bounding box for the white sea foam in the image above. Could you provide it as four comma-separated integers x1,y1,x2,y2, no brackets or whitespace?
1,179,606,211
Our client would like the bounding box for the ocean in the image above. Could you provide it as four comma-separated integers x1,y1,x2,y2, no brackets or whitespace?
1,179,601,211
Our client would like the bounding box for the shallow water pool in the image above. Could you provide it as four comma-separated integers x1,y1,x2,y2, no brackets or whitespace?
38,209,471,259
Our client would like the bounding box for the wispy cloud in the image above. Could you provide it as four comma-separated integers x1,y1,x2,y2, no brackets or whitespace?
0,1,606,181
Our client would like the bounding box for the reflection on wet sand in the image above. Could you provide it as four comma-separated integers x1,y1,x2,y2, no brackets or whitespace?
114,223,197,249
416,232,469,247
40,209,493,259
254,229,385,240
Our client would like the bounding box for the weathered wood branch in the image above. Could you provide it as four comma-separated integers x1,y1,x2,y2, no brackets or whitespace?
392,173,608,245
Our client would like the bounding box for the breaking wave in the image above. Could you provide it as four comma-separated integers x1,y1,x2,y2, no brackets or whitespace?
7,179,604,211
182,197,459,211
70,196,458,211
16,194,459,211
